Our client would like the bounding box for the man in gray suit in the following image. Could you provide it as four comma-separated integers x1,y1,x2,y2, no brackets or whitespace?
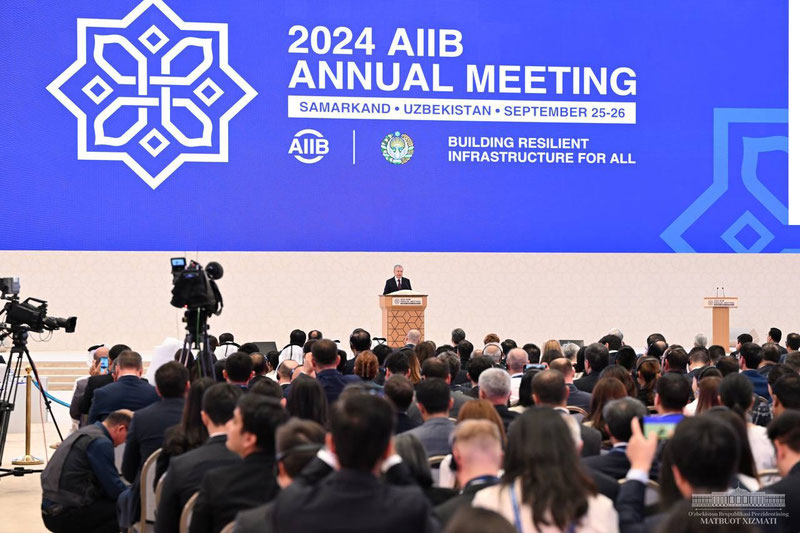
405,378,455,457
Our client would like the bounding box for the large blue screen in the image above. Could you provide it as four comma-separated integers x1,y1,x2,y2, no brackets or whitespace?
0,0,794,252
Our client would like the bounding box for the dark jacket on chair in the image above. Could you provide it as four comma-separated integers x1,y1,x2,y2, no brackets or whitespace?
121,397,185,483
272,468,438,533
88,375,159,424
189,451,279,533
155,434,240,533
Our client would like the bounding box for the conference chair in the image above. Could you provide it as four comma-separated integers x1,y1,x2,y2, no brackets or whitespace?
154,476,165,514
758,468,781,486
429,454,447,485
180,492,199,533
131,448,161,533
566,406,589,418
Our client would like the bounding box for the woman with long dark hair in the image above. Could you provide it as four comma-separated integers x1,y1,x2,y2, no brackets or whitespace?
286,376,329,428
472,408,617,532
155,377,214,482
586,378,627,439
635,357,661,406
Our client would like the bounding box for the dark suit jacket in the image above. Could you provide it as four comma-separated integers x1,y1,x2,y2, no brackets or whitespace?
79,373,113,415
566,383,592,413
493,404,519,433
765,462,800,533
574,371,600,393
155,435,240,533
272,468,437,533
122,397,184,483
88,375,159,423
315,369,360,405
383,277,412,295
190,451,279,533
434,478,499,525
582,448,631,480
396,412,420,434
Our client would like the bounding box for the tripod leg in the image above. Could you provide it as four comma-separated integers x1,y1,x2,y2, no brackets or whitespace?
23,347,63,441
0,350,24,465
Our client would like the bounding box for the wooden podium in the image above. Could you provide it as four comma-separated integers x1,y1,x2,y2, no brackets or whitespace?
704,297,738,349
379,292,428,348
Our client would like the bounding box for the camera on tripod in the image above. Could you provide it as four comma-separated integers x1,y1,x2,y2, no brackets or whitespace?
170,259,224,315
0,277,77,333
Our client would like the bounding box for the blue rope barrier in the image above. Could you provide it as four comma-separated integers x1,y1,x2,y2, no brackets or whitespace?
32,380,71,408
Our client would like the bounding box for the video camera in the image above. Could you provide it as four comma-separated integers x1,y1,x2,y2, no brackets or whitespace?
169,259,223,315
0,277,77,333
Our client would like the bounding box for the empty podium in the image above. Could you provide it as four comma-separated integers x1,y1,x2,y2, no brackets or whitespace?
704,296,738,349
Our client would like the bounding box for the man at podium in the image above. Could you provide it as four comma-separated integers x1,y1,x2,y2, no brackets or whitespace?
383,264,412,294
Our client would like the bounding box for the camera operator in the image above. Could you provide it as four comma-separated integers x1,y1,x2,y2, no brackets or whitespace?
41,410,133,533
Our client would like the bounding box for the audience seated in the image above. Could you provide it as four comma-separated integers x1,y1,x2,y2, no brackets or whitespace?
384,374,420,433
155,383,242,533
719,373,777,475
600,365,637,398
531,370,601,457
189,394,287,533
223,352,254,390
653,372,691,417
617,415,740,532
634,357,660,406
68,345,109,430
512,369,541,414
406,378,456,457
765,410,800,533
275,359,298,391
285,374,329,427
408,358,472,423
575,343,610,393
395,432,458,505
759,342,782,377
232,418,326,532
88,351,159,423
549,358,591,412
461,355,493,398
247,352,268,387
506,348,528,406
582,397,649,480
690,373,722,416
586,377,627,439
156,377,215,481
117,361,190,529
353,350,383,390
472,408,618,532
310,338,360,404
772,374,800,417
270,393,438,532
478,368,518,432
739,342,770,400
278,329,306,364
41,410,132,533
78,344,131,420
704,406,761,490
434,420,503,525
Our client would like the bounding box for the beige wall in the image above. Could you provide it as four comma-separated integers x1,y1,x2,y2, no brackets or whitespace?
0,251,797,355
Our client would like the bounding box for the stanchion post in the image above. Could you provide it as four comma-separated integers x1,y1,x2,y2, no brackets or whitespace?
11,367,43,466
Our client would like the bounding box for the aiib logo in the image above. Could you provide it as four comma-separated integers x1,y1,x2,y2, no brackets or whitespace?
289,129,329,164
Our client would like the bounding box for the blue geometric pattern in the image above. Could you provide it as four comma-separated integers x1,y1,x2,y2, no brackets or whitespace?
720,211,775,253
661,108,791,253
